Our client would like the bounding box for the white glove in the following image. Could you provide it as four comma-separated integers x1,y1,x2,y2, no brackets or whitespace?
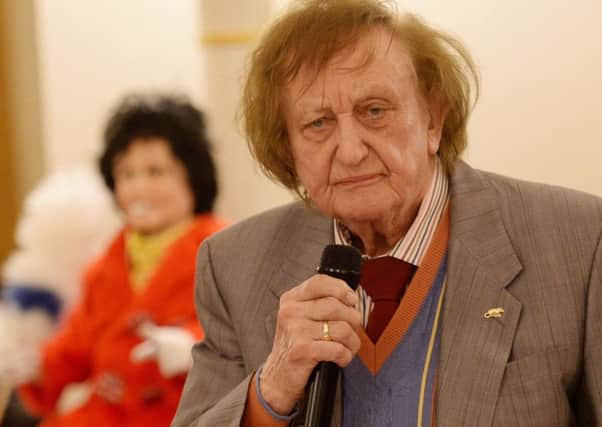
0,345,41,386
130,323,196,378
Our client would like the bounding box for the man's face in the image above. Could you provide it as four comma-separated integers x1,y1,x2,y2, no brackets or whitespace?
113,137,195,235
283,28,445,231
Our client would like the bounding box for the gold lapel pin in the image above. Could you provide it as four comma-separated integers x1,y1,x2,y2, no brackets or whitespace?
484,307,504,319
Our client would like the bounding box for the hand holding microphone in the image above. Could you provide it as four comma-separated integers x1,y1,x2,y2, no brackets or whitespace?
259,245,362,422
304,245,362,427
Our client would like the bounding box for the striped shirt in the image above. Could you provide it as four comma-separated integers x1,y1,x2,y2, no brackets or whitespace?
333,158,450,326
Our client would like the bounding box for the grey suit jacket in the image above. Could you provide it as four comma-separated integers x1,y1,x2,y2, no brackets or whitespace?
173,161,602,427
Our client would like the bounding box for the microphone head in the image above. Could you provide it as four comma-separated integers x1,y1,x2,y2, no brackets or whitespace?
317,244,362,290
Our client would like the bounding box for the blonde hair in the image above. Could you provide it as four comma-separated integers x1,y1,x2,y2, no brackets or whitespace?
242,0,479,198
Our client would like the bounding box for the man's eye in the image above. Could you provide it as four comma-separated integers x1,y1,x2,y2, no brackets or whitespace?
367,106,385,118
308,118,326,129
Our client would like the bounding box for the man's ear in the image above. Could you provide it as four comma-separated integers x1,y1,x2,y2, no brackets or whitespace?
425,88,449,155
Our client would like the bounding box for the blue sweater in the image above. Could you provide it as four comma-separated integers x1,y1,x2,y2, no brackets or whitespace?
342,254,447,427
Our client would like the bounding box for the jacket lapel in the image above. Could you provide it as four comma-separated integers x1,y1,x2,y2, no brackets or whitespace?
437,162,523,426
264,203,333,337
262,203,335,344
259,203,334,344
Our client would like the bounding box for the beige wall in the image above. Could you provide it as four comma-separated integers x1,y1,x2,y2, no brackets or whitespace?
199,0,294,221
400,0,601,196
34,0,205,173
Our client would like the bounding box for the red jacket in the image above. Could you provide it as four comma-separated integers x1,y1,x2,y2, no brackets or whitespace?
20,214,226,427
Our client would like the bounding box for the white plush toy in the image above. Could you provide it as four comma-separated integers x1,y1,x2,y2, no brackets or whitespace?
0,166,121,410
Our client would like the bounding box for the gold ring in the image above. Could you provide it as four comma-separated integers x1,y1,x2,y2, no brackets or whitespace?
322,321,332,341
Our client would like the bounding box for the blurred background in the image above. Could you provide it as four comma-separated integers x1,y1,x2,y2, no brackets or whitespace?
1,0,601,264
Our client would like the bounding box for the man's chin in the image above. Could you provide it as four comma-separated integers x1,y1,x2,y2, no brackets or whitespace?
334,205,387,226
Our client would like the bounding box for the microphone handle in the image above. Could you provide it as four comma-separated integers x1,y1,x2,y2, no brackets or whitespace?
304,361,339,427
304,244,361,427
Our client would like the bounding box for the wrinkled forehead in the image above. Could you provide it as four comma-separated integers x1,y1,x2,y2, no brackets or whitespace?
283,28,416,99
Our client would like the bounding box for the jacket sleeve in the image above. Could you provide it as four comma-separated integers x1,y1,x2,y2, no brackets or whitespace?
172,241,251,427
576,231,602,425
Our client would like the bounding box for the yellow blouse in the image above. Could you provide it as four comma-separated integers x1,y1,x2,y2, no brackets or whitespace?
125,221,191,293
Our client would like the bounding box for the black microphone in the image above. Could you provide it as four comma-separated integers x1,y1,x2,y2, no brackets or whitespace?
304,244,362,427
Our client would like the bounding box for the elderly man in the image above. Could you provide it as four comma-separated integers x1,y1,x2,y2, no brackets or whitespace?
173,1,601,426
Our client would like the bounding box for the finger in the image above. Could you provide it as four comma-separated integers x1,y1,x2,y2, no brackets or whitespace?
276,318,360,357
308,339,357,368
130,340,157,362
276,299,358,341
276,297,361,348
314,320,361,353
303,297,362,326
284,275,358,306
136,322,158,339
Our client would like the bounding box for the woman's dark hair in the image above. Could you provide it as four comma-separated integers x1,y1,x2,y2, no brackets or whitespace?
99,94,218,214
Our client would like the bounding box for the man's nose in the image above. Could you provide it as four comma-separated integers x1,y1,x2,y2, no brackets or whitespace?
334,115,369,165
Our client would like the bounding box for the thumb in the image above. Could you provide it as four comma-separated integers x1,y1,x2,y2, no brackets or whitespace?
130,340,157,363
136,322,158,340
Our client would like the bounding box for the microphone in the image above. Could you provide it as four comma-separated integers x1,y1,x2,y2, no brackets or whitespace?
304,244,362,427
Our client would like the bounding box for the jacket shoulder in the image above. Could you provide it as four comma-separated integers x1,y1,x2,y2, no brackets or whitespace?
198,201,324,274
480,169,602,231
203,201,309,250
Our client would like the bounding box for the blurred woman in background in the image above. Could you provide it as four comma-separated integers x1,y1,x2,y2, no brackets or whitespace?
11,94,226,426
